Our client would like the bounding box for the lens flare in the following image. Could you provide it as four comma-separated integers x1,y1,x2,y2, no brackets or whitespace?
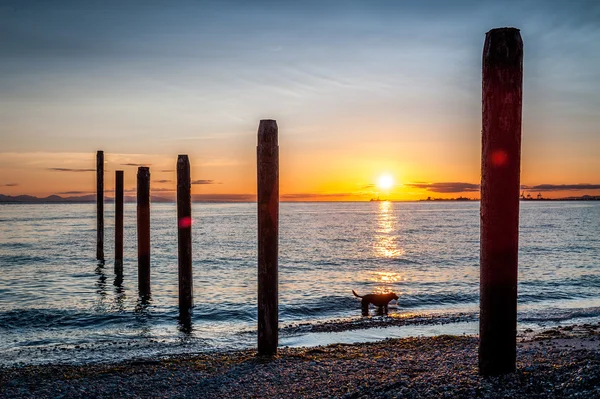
178,216,193,228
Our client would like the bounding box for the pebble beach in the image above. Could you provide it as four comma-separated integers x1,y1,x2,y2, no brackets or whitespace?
1,323,599,399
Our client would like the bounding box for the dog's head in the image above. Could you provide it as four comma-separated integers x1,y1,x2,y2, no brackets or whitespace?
390,292,399,301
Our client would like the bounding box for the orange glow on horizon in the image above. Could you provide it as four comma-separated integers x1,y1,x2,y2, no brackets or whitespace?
0,147,598,201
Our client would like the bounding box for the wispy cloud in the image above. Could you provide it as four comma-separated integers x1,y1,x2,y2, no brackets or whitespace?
153,179,172,184
192,180,217,185
151,188,175,192
4,183,18,187
47,168,95,172
105,188,136,193
524,184,600,191
58,191,90,195
405,182,480,193
121,163,151,167
160,170,175,173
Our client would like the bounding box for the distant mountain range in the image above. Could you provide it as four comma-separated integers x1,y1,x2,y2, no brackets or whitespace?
0,194,172,204
0,193,258,203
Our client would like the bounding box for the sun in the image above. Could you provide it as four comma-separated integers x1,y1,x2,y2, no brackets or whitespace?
377,174,394,190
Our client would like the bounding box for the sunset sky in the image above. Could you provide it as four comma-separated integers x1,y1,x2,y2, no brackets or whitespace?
1,0,599,201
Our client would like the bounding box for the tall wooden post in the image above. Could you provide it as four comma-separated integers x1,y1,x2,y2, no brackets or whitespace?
257,119,279,356
479,27,523,376
137,167,151,297
96,150,104,261
114,170,124,273
177,155,193,315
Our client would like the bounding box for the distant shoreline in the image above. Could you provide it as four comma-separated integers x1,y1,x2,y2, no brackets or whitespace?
1,193,599,204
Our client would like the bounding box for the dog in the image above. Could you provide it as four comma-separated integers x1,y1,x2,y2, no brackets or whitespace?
352,290,398,316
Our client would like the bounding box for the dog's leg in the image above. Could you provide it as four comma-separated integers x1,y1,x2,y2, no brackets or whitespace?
361,299,369,316
376,305,384,316
384,304,388,314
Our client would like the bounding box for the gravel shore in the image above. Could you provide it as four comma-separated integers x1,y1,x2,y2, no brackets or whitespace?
1,323,599,398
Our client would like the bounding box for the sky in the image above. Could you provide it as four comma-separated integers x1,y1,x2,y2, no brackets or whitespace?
1,0,599,201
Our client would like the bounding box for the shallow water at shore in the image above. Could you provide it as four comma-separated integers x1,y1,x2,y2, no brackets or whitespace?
2,324,599,399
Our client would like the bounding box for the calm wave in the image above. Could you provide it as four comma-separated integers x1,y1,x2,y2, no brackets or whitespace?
0,201,599,365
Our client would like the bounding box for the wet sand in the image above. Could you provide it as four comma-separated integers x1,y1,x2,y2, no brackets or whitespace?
1,323,599,398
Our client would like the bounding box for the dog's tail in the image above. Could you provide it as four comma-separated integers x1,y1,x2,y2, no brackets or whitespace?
352,290,362,298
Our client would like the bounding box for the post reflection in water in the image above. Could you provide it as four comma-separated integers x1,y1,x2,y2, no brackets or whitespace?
113,263,126,312
178,311,193,335
135,293,152,312
95,261,107,298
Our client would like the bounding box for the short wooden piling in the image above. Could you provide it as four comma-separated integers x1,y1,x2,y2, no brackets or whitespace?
177,155,193,315
257,119,279,356
114,170,124,273
479,27,523,376
96,150,104,261
137,167,151,297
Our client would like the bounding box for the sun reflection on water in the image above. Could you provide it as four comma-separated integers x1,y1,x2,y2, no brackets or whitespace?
368,271,405,294
369,271,404,284
373,201,404,258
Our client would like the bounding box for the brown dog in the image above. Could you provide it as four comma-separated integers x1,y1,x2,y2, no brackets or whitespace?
352,290,398,315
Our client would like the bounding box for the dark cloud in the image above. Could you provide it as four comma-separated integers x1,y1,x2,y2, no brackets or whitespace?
47,168,95,172
409,182,600,194
120,163,150,167
4,183,18,187
528,184,600,191
405,182,480,193
153,179,171,184
192,180,217,185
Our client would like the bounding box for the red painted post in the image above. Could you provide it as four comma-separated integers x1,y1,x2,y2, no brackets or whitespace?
115,170,124,273
137,167,151,297
479,27,523,376
177,155,193,316
257,119,279,356
96,150,104,261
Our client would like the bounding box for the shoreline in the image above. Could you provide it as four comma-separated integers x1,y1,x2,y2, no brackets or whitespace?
3,308,600,368
2,323,598,398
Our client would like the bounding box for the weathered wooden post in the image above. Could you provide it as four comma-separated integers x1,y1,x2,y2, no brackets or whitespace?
257,119,279,356
177,155,193,316
137,166,151,297
479,27,523,376
114,170,124,273
96,150,104,261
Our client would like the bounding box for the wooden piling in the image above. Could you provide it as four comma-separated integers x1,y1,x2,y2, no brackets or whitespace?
137,167,151,297
177,155,193,315
479,27,523,376
257,119,279,356
96,150,104,261
114,170,124,273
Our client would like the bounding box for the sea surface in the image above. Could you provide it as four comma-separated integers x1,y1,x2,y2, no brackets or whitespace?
0,201,599,366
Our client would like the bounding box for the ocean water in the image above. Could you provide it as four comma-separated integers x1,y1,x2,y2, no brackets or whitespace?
0,201,598,366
